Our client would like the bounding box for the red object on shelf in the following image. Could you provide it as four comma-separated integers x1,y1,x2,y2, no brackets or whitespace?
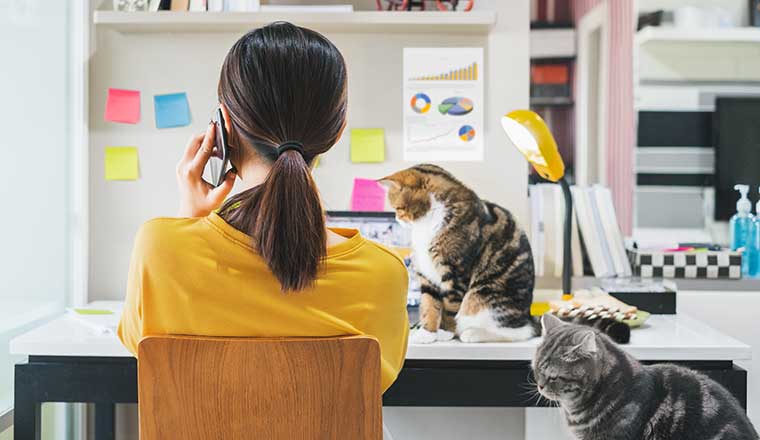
531,64,569,84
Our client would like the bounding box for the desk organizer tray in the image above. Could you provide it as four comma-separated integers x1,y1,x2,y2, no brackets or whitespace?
631,250,741,280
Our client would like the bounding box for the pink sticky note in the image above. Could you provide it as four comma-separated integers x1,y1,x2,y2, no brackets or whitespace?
105,88,140,124
351,178,386,212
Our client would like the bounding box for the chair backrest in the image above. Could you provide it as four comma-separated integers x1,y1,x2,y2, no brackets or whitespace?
137,335,382,440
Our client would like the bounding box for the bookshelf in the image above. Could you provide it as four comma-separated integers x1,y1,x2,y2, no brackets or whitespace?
93,10,497,34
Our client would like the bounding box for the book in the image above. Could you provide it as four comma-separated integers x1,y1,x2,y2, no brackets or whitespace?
207,0,223,11
260,4,354,13
225,0,259,11
572,186,615,277
530,183,584,279
170,0,190,11
150,0,171,11
189,0,207,11
593,186,632,276
528,185,545,277
587,188,615,276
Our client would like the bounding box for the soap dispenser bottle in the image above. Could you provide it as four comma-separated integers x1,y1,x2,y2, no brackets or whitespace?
730,184,753,276
752,187,760,278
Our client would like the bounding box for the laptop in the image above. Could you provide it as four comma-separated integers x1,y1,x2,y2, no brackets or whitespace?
326,211,421,309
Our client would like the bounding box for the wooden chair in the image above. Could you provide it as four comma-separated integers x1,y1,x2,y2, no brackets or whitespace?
137,335,382,440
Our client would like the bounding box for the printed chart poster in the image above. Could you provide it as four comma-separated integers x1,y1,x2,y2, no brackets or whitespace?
403,47,484,162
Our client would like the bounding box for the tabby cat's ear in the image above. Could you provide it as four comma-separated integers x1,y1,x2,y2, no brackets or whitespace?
377,177,400,190
541,313,564,333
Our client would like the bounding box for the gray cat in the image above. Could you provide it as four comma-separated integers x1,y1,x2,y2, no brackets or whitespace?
533,314,759,440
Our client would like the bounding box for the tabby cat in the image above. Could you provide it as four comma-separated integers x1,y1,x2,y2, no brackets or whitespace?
380,164,536,344
534,313,759,440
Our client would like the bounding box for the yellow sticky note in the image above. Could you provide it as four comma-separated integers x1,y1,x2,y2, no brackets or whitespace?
350,128,385,163
105,147,139,181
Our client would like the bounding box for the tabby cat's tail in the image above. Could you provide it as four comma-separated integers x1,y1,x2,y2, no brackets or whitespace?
536,313,631,344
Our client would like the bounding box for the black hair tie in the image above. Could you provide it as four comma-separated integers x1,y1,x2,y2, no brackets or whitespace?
276,141,305,157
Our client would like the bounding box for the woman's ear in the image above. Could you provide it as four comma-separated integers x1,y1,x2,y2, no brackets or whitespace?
219,103,233,137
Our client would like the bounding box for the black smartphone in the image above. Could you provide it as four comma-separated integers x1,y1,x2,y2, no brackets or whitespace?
203,108,234,187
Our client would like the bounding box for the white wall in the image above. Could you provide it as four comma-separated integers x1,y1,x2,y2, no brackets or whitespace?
0,1,70,302
88,0,530,300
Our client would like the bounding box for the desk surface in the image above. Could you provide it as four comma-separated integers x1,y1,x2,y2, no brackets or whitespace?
9,302,751,362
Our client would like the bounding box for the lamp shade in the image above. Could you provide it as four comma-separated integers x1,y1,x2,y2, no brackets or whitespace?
500,110,565,182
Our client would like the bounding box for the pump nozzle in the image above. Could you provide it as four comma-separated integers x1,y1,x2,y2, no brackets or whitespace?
735,184,751,214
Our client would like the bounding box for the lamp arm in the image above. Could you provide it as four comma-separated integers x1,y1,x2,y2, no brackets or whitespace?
559,177,573,299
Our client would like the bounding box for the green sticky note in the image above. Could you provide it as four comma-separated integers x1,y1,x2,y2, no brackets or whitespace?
350,128,385,163
73,308,114,315
105,146,139,180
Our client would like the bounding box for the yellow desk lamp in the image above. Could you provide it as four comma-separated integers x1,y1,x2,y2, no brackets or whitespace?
500,110,573,302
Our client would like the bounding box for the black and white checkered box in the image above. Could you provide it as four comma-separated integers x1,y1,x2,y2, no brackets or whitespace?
632,250,742,279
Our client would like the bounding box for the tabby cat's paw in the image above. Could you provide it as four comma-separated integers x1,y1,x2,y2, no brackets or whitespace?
410,328,438,344
458,328,488,343
436,329,455,341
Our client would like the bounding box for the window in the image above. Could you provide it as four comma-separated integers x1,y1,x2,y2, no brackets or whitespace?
0,1,71,419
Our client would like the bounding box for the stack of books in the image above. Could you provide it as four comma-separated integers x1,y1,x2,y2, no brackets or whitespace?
529,184,632,279
571,185,632,278
529,183,584,278
147,0,354,12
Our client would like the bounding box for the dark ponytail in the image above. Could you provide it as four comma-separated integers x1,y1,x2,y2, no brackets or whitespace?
217,22,347,291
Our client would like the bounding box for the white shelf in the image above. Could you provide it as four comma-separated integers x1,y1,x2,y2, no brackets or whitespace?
93,10,497,34
636,26,760,45
530,28,576,59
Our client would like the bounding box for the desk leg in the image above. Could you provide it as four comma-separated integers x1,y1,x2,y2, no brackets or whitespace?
14,364,41,440
95,403,116,440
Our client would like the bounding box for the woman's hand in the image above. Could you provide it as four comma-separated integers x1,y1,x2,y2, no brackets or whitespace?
176,122,236,217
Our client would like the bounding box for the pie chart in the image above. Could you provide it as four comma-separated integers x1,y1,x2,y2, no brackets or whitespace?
459,125,475,142
438,97,474,116
410,93,431,114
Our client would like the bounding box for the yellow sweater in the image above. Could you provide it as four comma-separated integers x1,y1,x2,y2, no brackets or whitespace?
118,212,410,392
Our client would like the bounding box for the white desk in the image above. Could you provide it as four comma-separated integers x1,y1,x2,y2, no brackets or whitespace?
8,303,752,440
10,302,751,362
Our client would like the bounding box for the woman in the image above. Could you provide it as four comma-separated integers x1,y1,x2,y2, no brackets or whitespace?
118,22,409,393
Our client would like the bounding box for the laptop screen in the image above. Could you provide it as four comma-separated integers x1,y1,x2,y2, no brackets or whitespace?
326,211,421,307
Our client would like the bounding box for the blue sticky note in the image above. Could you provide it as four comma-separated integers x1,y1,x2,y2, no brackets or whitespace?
154,93,191,128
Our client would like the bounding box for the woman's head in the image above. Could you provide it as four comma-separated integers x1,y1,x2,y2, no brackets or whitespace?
218,22,347,166
218,22,347,291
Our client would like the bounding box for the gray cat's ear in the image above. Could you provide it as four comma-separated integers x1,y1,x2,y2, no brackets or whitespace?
579,331,597,355
541,313,564,333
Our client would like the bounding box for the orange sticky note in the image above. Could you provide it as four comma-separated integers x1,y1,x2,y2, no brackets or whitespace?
105,88,140,124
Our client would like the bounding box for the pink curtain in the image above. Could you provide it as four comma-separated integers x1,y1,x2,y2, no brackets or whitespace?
572,0,635,235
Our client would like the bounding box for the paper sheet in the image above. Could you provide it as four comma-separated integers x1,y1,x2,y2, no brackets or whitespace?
154,92,191,128
351,178,386,212
403,48,484,161
350,128,385,163
105,88,140,124
105,147,139,181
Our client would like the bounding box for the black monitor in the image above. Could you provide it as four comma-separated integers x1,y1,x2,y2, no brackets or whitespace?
714,98,760,220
